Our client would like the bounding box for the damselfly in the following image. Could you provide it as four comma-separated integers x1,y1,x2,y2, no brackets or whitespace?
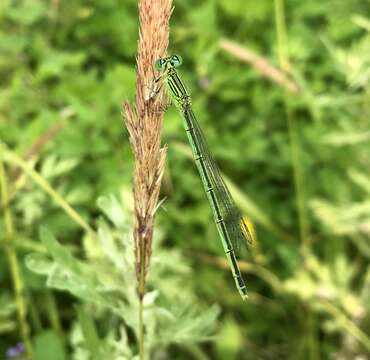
154,55,253,300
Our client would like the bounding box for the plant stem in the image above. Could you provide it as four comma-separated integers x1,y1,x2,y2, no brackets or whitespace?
321,300,370,352
274,0,310,250
0,149,33,359
139,297,144,360
274,2,315,359
1,144,95,237
28,293,43,333
45,291,62,335
138,237,146,360
124,0,172,358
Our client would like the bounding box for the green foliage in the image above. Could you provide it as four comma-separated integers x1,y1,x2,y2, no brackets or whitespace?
0,294,17,334
34,331,66,360
26,196,219,358
1,0,370,359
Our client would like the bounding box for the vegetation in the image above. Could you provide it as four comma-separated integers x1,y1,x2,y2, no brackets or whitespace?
1,0,369,359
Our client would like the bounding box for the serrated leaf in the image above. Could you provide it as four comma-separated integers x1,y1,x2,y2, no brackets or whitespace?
97,219,127,270
25,253,54,275
143,290,159,306
39,226,81,274
97,195,126,229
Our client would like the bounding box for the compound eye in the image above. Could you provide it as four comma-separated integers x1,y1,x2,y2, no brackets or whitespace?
154,58,167,72
170,54,183,68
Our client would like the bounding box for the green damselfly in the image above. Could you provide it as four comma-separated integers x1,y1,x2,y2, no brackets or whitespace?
154,55,253,300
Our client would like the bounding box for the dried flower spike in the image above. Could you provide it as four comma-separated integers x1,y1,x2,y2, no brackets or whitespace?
123,0,173,299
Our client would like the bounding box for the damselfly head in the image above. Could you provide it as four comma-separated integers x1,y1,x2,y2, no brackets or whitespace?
154,55,183,72
154,58,167,72
170,54,182,68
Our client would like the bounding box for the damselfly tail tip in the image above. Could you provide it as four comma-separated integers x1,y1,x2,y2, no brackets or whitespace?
239,288,248,301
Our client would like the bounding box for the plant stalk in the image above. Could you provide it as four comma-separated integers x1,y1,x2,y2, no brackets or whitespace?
123,0,172,358
274,0,310,250
0,148,33,359
274,2,315,359
138,235,146,360
2,144,95,237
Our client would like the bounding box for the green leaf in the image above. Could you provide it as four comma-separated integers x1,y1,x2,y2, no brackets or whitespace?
77,306,102,360
39,226,81,274
25,253,54,275
34,331,67,360
97,195,127,229
37,51,86,80
5,2,47,25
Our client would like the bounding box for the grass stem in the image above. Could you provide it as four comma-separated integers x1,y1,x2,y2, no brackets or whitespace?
1,144,95,237
321,300,370,352
139,297,144,360
124,0,172,357
138,237,146,360
0,147,33,359
274,0,310,251
274,2,315,358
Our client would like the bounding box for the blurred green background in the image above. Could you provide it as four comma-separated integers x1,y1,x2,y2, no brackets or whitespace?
1,0,370,359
